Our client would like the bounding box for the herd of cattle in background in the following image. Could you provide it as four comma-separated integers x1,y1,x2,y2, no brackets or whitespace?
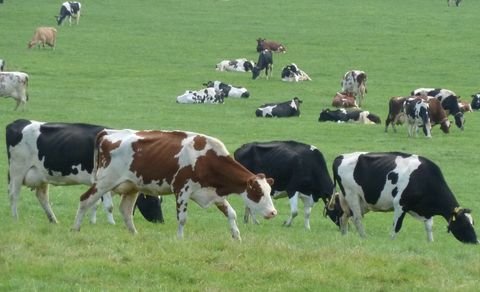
2,1,480,244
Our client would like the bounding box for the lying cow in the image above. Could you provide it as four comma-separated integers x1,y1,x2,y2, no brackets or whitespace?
6,119,164,224
56,1,82,25
215,58,254,72
234,141,337,230
252,49,273,80
411,88,464,130
318,108,381,124
331,92,358,108
28,27,57,49
72,129,277,240
176,88,224,104
281,64,311,82
329,151,478,243
341,70,368,106
255,97,302,118
471,93,480,110
203,80,250,98
256,38,286,53
0,71,29,110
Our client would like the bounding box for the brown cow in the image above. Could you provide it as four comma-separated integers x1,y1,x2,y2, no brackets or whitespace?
28,27,57,49
72,129,277,240
331,92,358,108
256,38,286,53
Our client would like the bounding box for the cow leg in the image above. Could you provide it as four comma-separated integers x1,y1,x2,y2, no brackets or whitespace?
284,191,299,227
176,191,190,239
119,192,139,234
89,193,115,225
390,208,407,240
216,200,241,241
243,206,260,225
8,176,23,220
35,184,58,223
345,192,366,238
300,193,314,230
424,218,434,242
72,184,107,231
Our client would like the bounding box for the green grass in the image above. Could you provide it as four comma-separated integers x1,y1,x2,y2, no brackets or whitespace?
1,0,480,290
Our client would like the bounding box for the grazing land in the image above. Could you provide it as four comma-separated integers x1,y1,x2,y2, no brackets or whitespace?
1,0,479,290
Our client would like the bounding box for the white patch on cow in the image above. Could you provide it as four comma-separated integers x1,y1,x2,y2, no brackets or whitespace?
289,100,298,110
259,105,277,117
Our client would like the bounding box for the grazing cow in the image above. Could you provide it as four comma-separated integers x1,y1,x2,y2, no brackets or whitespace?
256,38,286,53
411,88,464,130
255,97,302,118
331,92,358,108
448,0,462,6
0,59,5,71
0,72,29,111
71,129,277,240
281,63,311,82
318,108,381,124
176,88,224,104
203,80,250,98
28,27,57,49
6,119,164,224
341,70,368,106
215,58,254,72
56,1,81,25
405,97,432,138
234,141,337,230
471,93,480,110
252,49,273,80
330,151,478,243
458,100,472,113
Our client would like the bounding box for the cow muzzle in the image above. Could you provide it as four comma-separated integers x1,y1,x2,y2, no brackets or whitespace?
263,209,277,219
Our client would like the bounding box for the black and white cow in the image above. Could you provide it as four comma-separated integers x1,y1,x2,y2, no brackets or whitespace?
255,97,302,118
411,88,464,130
203,80,250,98
448,0,462,6
252,49,273,80
471,93,480,110
234,141,337,229
6,119,164,224
215,58,254,72
0,59,5,71
281,64,311,82
56,1,81,26
341,70,368,106
318,108,381,124
176,88,224,104
330,152,478,243
405,97,432,138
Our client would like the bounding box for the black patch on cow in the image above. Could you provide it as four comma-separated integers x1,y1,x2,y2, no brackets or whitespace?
134,194,164,223
6,119,32,151
387,172,398,184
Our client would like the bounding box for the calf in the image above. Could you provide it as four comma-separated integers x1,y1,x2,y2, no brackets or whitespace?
330,151,478,243
252,49,273,80
459,100,472,113
281,63,311,82
215,58,254,72
255,97,302,118
0,72,29,110
28,27,57,49
72,129,277,240
318,108,381,124
471,93,480,110
176,88,224,104
341,70,368,106
56,1,82,25
405,97,432,138
256,38,286,53
331,92,358,108
234,141,337,230
203,80,250,98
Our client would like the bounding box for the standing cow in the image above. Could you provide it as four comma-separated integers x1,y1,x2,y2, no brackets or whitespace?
0,72,29,110
72,129,277,240
330,151,478,243
28,27,57,49
341,70,368,107
56,1,82,25
405,97,432,138
234,141,338,230
0,59,5,71
471,93,480,110
252,49,273,80
256,38,286,53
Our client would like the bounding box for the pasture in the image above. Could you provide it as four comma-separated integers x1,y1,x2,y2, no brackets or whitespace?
1,0,479,290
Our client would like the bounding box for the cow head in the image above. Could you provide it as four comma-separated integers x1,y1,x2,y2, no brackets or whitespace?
243,61,254,72
454,112,465,130
471,94,480,110
243,174,277,220
324,193,344,227
252,67,261,80
447,207,478,244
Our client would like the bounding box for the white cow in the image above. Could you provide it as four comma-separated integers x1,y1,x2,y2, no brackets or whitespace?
176,88,225,104
216,58,254,72
0,72,29,110
281,64,311,82
341,70,368,106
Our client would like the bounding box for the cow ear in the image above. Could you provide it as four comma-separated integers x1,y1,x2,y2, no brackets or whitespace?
266,177,274,186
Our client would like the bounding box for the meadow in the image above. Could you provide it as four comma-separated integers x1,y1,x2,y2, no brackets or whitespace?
1,0,480,290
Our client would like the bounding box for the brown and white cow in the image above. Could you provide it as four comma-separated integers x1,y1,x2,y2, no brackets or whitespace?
256,38,286,53
331,92,358,108
341,70,367,106
72,129,277,240
0,72,29,110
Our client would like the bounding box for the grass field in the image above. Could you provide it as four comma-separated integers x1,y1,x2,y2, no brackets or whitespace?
1,0,480,291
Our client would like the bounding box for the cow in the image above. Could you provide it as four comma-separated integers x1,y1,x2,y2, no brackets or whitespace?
448,0,462,6
176,88,224,104
385,96,450,135
0,72,29,111
256,38,286,53
411,88,464,130
458,100,473,113
280,64,311,82
341,70,368,107
6,119,164,224
0,59,5,71
56,1,81,25
318,108,381,124
331,92,358,108
234,141,337,230
252,49,273,80
255,97,302,118
215,58,254,72
405,97,432,138
329,151,478,243
203,80,250,98
71,129,277,240
28,27,57,49
471,93,480,110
